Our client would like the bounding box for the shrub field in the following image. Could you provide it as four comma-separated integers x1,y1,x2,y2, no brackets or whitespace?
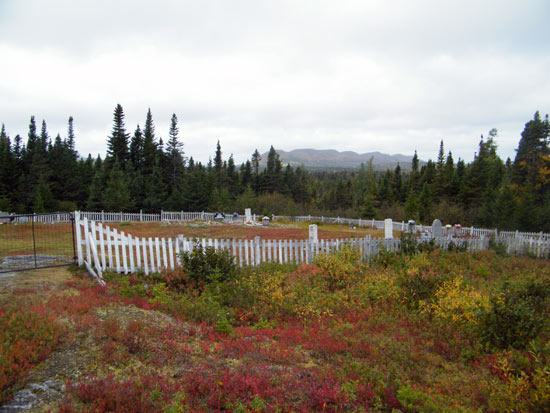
1,244,549,411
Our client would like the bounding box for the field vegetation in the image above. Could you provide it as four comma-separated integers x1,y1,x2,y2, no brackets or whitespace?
1,239,549,411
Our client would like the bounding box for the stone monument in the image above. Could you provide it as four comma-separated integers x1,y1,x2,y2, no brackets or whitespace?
384,218,393,239
309,224,318,243
432,219,443,238
245,208,252,224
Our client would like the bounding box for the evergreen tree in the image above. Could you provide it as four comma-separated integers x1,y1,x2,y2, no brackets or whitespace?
33,177,55,212
263,146,283,193
165,113,185,188
392,163,404,202
102,160,133,211
251,149,262,193
442,151,455,197
226,154,240,198
142,108,158,174
513,111,550,189
241,160,252,189
67,116,76,155
214,140,224,189
129,125,144,170
0,125,13,209
106,104,130,168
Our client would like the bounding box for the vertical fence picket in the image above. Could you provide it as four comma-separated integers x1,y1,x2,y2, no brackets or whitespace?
245,240,250,266
238,239,243,267
113,228,121,272
155,237,162,270
106,226,113,270
168,238,175,269
83,218,91,267
135,235,142,270
128,234,135,273
148,237,155,272
98,222,106,270
162,238,168,269
142,237,149,275
121,231,128,274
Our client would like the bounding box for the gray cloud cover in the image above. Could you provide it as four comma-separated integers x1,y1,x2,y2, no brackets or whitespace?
0,0,548,164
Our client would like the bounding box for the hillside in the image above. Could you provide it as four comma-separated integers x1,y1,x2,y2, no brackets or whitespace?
259,148,418,171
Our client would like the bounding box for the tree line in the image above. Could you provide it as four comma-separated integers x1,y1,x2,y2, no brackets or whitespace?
1,105,549,231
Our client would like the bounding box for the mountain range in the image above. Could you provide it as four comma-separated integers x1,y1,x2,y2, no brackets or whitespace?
259,148,418,171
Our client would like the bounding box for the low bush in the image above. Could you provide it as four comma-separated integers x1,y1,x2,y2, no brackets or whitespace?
0,306,61,403
397,253,453,310
163,245,238,293
478,275,550,349
314,246,362,291
478,295,543,349
423,276,490,331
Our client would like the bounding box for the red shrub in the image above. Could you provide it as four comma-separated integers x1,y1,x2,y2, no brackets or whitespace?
0,307,61,403
64,373,180,413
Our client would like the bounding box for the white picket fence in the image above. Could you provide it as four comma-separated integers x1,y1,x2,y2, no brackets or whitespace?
76,211,530,240
75,212,506,284
8,210,546,245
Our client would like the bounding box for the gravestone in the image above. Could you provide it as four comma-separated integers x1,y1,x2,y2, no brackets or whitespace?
245,208,252,224
432,219,442,238
309,224,318,243
384,218,393,239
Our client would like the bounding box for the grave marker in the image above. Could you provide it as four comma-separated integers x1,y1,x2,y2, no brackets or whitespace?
245,208,252,224
432,219,443,238
309,224,318,243
385,219,393,239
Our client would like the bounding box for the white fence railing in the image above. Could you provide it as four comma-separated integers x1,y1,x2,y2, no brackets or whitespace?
76,213,548,283
0,212,74,224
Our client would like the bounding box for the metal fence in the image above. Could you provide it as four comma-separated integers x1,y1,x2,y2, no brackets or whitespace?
0,212,76,274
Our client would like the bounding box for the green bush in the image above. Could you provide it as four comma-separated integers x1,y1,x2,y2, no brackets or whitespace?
397,254,452,310
400,234,436,256
488,238,507,256
180,245,238,286
314,246,361,291
478,277,549,349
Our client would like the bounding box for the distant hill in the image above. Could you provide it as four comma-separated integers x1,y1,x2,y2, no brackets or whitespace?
259,148,419,171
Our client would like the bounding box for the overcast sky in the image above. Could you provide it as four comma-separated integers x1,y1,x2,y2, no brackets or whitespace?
1,0,548,164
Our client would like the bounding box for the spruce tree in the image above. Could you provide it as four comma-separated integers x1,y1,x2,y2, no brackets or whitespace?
102,160,133,211
0,125,13,209
165,113,185,188
129,125,144,170
214,141,223,189
106,104,130,168
513,111,550,190
142,108,157,174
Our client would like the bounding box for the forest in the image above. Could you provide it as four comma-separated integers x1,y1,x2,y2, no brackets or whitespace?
0,105,549,232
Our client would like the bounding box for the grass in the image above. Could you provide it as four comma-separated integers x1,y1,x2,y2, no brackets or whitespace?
107,219,385,240
0,219,383,261
0,223,75,258
1,249,549,411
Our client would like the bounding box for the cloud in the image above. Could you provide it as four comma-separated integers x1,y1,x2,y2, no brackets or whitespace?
0,0,548,164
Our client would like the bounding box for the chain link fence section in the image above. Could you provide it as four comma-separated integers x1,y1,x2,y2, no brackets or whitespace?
0,212,76,274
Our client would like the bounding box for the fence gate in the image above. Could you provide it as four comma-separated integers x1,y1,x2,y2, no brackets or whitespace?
0,212,76,274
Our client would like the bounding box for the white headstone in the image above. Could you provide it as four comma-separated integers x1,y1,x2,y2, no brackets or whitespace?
384,218,393,239
309,224,318,243
432,219,443,238
245,208,252,224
